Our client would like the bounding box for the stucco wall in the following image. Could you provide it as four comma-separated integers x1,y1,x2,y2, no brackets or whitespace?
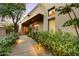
38,21,43,31
0,17,13,25
55,3,79,35
42,3,79,35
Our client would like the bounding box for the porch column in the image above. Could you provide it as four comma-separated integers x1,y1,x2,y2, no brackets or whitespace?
43,9,49,31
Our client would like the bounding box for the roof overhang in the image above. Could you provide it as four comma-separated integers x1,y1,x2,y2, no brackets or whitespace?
22,13,43,26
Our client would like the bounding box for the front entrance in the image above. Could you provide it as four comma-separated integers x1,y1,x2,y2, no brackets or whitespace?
22,14,43,34
32,21,43,32
33,22,39,32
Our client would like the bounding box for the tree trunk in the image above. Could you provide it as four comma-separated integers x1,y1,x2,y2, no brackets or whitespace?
14,23,19,33
74,26,79,37
11,16,18,33
72,8,79,37
72,9,79,28
72,9,77,18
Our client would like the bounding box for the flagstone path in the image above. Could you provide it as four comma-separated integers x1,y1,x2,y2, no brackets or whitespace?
10,35,50,56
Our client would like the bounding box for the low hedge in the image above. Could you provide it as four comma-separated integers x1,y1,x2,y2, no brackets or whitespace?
32,31,79,56
0,32,19,56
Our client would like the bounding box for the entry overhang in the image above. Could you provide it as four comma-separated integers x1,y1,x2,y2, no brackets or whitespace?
22,13,43,26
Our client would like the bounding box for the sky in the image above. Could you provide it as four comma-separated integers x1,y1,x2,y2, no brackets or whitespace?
26,3,38,14
20,3,38,21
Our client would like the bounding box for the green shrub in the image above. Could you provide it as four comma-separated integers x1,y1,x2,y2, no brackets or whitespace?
3,24,14,34
32,31,79,56
0,32,19,56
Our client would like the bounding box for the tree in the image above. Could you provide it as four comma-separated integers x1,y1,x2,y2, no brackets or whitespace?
56,3,79,37
71,3,79,28
0,3,26,33
71,3,79,8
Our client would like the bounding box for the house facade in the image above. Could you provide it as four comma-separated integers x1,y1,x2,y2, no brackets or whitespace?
0,17,13,36
0,23,6,36
20,3,79,35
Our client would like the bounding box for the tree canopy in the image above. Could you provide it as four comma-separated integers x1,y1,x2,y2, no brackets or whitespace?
0,3,26,32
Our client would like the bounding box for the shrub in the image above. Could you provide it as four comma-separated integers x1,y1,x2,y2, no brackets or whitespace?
0,32,19,56
3,24,14,34
32,31,79,56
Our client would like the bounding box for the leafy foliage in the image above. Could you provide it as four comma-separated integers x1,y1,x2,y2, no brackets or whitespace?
32,31,79,56
0,3,25,18
56,4,72,15
0,32,19,56
71,3,79,8
63,18,79,27
3,24,14,34
0,3,25,32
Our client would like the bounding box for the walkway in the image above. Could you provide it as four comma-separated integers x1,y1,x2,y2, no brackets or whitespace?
10,35,50,56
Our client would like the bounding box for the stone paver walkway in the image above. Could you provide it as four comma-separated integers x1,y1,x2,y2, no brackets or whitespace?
10,35,50,56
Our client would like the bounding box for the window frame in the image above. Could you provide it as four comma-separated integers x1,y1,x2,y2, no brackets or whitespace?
48,6,55,32
48,6,55,18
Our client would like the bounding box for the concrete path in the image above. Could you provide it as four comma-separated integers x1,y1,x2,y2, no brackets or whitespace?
10,35,50,56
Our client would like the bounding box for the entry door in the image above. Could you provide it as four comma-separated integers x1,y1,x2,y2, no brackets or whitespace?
49,19,55,32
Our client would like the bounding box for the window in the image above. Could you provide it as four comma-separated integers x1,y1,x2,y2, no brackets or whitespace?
48,7,55,32
48,18,55,32
48,6,55,18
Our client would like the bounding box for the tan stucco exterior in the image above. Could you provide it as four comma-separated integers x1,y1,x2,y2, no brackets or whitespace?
20,3,79,35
